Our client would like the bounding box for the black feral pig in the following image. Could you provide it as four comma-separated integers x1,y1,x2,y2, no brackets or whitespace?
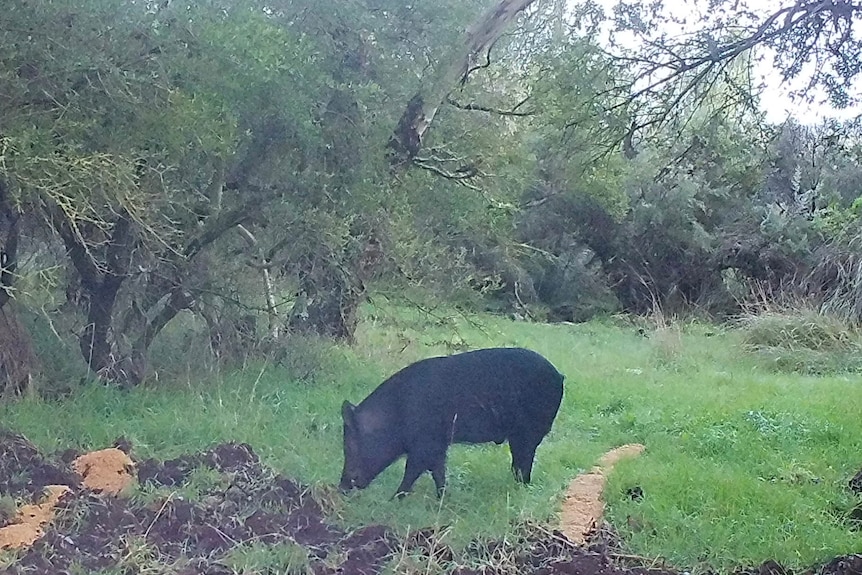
339,347,564,498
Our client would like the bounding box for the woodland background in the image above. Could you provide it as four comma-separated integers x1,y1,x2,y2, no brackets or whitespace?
2,0,862,392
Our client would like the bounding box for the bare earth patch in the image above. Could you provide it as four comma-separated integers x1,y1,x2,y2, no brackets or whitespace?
0,444,134,551
559,444,646,545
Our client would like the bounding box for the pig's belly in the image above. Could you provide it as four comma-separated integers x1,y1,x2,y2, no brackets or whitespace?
448,406,508,445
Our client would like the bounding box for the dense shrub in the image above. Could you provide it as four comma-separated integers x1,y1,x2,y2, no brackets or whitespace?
738,308,862,374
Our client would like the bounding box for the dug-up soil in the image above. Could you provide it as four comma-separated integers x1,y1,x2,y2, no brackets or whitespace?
0,431,859,575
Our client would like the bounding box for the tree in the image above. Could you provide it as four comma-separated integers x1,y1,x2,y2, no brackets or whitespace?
0,1,329,384
0,179,38,396
0,182,19,312
269,0,553,337
596,0,862,147
388,0,542,169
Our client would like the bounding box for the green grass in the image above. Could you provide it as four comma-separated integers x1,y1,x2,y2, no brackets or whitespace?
223,541,312,574
2,302,862,572
130,466,229,508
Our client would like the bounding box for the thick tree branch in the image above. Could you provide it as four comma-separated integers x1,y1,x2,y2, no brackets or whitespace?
45,202,103,292
184,198,262,259
236,223,280,339
388,0,540,167
446,95,534,116
412,158,484,190
133,286,194,356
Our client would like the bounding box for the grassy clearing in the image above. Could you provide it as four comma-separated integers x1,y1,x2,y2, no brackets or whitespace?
1,303,862,572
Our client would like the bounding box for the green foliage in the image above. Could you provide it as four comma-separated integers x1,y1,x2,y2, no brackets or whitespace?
507,39,790,318
813,197,862,239
5,0,862,372
13,308,89,396
4,0,862,371
526,40,632,217
740,310,857,351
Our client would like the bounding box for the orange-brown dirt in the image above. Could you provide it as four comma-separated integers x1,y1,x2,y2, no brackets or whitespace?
0,446,134,551
71,448,136,495
1,431,860,575
0,485,70,550
559,444,646,545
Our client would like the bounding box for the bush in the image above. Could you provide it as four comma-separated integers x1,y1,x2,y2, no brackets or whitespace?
738,308,862,374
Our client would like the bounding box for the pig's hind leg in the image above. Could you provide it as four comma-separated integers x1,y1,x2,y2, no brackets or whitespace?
430,461,447,498
508,434,539,484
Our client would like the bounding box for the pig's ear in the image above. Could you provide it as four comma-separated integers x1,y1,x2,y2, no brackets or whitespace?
342,401,357,428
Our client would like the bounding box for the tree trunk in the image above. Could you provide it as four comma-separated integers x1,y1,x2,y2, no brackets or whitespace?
288,232,382,342
288,263,364,342
48,205,177,386
56,211,135,382
388,0,540,166
0,180,20,311
0,306,40,397
0,182,40,397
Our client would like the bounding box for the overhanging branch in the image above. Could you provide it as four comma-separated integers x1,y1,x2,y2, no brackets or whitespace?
184,197,262,259
446,95,534,116
597,0,862,148
412,156,484,190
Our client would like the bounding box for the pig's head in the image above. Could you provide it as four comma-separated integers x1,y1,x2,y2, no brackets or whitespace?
340,401,371,492
340,400,402,493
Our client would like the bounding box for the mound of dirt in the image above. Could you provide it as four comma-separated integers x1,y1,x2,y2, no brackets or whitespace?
71,448,135,495
0,438,395,574
0,433,137,552
0,432,860,575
